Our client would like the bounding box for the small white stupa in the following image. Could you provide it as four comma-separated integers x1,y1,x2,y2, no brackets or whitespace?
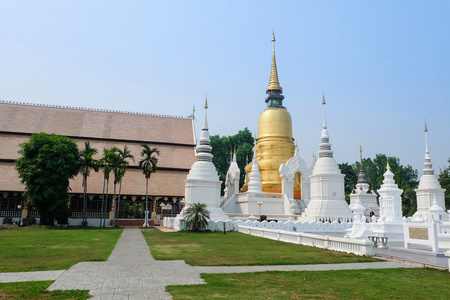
184,98,227,221
372,162,404,239
349,146,379,218
414,123,447,221
223,152,240,199
345,196,373,239
302,96,353,222
247,147,263,194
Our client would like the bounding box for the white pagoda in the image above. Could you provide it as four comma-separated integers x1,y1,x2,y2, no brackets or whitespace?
349,146,379,218
372,163,404,239
184,99,227,221
414,123,447,221
302,97,353,222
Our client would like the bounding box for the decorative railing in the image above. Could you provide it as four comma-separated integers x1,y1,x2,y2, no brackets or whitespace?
239,226,373,256
0,210,21,218
70,211,109,218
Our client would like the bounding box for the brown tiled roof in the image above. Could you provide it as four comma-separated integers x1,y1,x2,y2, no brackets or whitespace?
0,102,196,145
0,102,197,197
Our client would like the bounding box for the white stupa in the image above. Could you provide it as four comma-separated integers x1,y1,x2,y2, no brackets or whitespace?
372,162,404,239
345,196,373,239
414,123,447,221
247,147,263,194
223,152,240,199
184,98,227,221
349,146,379,218
302,96,353,222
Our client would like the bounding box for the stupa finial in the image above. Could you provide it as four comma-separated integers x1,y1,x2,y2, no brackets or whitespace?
266,30,283,93
357,145,368,184
322,95,327,129
204,96,208,109
423,121,434,176
264,31,285,107
318,96,333,159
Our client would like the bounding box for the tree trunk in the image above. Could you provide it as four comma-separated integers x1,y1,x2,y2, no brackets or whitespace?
101,177,106,227
104,179,109,227
83,175,87,227
111,184,117,227
116,180,123,226
145,177,149,227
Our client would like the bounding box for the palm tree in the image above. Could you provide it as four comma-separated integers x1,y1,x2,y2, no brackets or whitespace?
79,142,99,227
138,144,159,227
114,146,134,226
100,147,118,227
184,203,211,232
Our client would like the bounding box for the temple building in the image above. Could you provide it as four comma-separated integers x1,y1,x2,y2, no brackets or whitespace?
0,101,196,225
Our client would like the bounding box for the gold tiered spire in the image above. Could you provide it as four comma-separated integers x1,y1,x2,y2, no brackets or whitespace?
204,97,208,109
424,122,428,132
266,30,282,92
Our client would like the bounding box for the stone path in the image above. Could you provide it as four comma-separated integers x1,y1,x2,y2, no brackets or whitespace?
47,228,204,299
0,270,65,283
0,228,421,299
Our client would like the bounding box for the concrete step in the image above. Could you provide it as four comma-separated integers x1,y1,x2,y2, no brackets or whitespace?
110,219,155,227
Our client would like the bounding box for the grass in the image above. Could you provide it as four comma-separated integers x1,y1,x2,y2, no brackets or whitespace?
167,268,450,299
0,226,123,272
0,281,89,300
142,229,379,266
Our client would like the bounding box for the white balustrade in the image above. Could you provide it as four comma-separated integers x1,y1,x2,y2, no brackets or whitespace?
238,225,372,256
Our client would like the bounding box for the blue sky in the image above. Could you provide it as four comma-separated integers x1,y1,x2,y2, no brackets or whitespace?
1,1,449,176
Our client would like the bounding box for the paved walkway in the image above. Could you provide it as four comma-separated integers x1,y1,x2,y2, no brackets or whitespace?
0,228,425,299
373,241,448,269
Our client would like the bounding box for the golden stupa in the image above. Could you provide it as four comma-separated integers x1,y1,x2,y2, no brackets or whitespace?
242,32,301,198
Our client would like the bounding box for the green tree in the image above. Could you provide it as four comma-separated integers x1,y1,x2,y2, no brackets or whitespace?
114,146,134,226
15,132,80,225
99,147,117,227
210,128,254,194
438,158,450,210
338,163,357,202
138,144,159,227
352,154,418,216
79,142,99,227
184,203,210,231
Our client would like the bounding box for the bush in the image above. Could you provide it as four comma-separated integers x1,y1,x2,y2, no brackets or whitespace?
2,216,13,225
22,216,36,226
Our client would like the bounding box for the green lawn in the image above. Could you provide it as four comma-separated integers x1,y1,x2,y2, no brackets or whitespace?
0,281,89,300
142,229,379,266
0,227,122,272
167,268,450,299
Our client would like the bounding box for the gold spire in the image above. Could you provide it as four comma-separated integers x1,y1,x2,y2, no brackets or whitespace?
266,30,282,92
424,122,428,132
204,97,208,109
322,94,326,105
360,145,363,161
